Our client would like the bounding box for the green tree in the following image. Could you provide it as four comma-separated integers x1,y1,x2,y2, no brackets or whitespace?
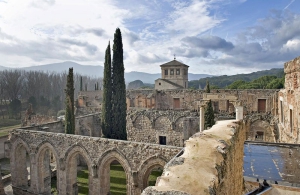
80,76,83,91
266,77,284,89
102,42,112,138
65,68,75,134
226,80,247,89
205,80,210,93
28,96,37,110
9,99,21,119
204,100,215,129
111,28,127,140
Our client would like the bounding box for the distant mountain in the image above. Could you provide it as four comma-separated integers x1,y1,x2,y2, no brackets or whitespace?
0,61,213,83
0,65,8,71
189,68,284,89
20,61,104,77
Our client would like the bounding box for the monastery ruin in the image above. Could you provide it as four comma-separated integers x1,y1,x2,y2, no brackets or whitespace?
4,56,300,194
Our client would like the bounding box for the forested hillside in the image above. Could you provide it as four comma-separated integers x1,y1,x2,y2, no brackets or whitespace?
189,68,284,89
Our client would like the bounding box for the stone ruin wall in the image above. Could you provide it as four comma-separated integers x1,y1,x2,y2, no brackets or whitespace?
142,120,247,195
20,113,102,137
75,113,101,137
244,113,279,143
7,129,182,195
126,89,278,115
127,110,199,147
21,114,57,127
278,56,300,144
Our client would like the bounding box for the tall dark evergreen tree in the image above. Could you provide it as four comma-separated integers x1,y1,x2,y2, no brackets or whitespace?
111,28,127,140
65,68,75,134
205,80,210,93
204,100,215,129
101,42,112,138
80,76,83,91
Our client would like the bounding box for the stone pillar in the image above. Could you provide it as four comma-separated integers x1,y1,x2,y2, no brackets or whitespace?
235,106,243,120
199,105,204,132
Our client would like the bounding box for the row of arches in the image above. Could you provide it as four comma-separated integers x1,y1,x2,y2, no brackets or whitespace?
11,139,166,195
132,115,186,132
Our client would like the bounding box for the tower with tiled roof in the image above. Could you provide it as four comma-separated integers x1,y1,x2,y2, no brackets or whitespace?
155,58,189,90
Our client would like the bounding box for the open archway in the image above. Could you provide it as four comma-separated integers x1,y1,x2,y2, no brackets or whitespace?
98,150,132,195
138,157,166,190
65,146,93,195
13,142,31,189
36,142,59,194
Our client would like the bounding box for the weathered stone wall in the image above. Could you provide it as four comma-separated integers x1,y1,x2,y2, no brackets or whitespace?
278,56,300,144
244,113,278,142
77,91,103,115
142,120,246,195
127,110,199,147
20,113,102,137
20,120,65,133
75,113,101,137
125,89,278,113
7,129,182,195
21,114,57,127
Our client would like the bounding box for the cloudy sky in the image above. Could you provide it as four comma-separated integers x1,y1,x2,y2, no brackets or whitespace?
1,0,300,75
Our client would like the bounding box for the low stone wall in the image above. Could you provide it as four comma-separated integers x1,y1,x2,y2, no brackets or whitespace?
142,120,246,195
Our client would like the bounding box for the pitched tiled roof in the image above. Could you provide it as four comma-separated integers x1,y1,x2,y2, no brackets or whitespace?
160,59,189,67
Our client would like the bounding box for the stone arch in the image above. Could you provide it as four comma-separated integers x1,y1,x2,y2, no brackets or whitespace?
98,149,132,195
154,115,171,131
65,145,93,195
249,119,275,142
138,156,167,190
36,141,60,194
11,138,31,189
174,116,186,132
133,114,151,130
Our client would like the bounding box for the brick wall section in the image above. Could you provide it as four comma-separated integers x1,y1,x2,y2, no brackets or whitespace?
142,120,246,195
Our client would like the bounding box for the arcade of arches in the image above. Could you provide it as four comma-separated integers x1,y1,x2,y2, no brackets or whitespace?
7,130,181,195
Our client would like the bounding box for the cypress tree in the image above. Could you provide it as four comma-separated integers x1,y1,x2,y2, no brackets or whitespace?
205,80,210,93
111,28,127,140
80,76,83,91
204,100,215,129
65,68,75,134
102,42,112,138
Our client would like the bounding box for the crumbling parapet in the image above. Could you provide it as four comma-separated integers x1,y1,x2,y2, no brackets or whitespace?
142,120,246,195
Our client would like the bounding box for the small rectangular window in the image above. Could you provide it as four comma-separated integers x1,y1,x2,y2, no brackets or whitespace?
170,69,174,75
159,136,166,145
176,69,180,75
165,69,168,75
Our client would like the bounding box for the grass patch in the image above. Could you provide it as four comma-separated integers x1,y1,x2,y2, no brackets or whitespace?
110,164,127,195
50,164,162,194
77,169,89,195
148,170,163,186
0,124,21,137
0,118,21,129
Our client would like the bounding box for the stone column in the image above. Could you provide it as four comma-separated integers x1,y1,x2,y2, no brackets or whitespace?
235,106,243,120
199,105,205,132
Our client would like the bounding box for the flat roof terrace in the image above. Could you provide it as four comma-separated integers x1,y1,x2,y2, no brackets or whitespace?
244,141,300,187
